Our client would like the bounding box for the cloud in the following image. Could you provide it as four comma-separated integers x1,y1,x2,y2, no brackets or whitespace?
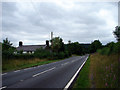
2,1,118,46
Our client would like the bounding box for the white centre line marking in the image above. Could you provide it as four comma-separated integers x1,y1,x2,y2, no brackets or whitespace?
24,68,31,70
64,56,89,90
32,67,56,77
71,61,75,63
14,70,20,72
20,80,23,82
1,73,7,76
0,86,7,89
61,62,69,66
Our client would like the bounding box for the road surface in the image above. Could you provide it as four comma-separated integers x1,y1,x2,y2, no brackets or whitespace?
1,54,89,89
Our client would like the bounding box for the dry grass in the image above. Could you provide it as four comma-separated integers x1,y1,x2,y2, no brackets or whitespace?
2,58,58,72
89,53,119,88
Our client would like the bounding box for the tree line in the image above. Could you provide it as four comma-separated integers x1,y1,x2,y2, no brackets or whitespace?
1,26,120,60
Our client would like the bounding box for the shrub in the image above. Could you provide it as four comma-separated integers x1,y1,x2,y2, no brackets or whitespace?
113,42,120,54
58,52,65,59
64,51,70,58
14,54,34,60
34,48,51,59
97,47,110,55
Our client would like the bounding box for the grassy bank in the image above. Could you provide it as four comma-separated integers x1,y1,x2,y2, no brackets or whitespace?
90,53,118,88
72,53,119,88
73,56,90,88
2,58,60,72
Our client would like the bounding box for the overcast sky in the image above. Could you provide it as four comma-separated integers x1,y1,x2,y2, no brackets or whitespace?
2,1,118,47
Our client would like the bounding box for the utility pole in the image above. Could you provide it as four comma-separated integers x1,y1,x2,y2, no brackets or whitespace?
51,32,53,40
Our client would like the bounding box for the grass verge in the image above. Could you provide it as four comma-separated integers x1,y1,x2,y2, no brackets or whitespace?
2,58,60,73
72,56,90,88
72,53,119,88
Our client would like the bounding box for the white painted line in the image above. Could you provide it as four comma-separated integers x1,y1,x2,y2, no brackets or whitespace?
61,62,69,66
64,56,89,90
14,70,20,72
1,73,7,76
71,60,75,63
20,80,23,82
0,86,7,89
24,68,31,70
33,67,56,77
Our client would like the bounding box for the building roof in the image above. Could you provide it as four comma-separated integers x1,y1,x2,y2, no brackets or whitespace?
17,45,46,52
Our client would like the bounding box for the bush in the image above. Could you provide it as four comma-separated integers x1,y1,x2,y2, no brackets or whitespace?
97,47,110,55
34,48,51,59
58,52,65,59
14,54,34,60
64,51,70,58
97,42,120,55
113,42,120,54
2,50,14,60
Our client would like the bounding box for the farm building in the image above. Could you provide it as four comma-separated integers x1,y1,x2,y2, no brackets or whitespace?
16,40,49,54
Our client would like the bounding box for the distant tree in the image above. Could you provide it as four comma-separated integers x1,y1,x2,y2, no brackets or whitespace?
90,40,102,53
113,26,120,42
67,42,83,55
50,37,64,52
59,38,65,52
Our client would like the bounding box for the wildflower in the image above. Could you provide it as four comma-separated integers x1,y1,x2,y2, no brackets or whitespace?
106,74,108,77
105,83,108,87
106,66,108,70
113,75,116,80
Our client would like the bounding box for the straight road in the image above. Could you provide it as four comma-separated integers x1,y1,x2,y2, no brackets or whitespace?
1,54,89,89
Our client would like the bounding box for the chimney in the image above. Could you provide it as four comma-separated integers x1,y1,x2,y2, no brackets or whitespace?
19,41,23,47
46,40,49,47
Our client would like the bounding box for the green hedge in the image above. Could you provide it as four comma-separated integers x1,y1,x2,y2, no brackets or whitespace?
97,42,120,55
2,48,71,60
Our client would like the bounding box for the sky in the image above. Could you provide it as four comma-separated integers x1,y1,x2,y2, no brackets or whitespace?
1,1,118,47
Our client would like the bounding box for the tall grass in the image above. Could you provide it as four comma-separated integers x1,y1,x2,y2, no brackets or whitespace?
90,53,118,88
2,58,59,72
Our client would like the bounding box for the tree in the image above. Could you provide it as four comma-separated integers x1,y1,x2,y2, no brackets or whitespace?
50,37,64,52
2,38,13,50
113,26,120,42
90,40,102,53
66,42,84,55
2,38,16,60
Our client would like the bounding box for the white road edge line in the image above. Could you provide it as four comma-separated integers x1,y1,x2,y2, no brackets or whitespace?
32,67,56,77
0,86,7,89
20,80,23,82
1,73,7,76
64,55,89,90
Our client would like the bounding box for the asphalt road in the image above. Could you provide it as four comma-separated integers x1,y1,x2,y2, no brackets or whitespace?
1,54,89,89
